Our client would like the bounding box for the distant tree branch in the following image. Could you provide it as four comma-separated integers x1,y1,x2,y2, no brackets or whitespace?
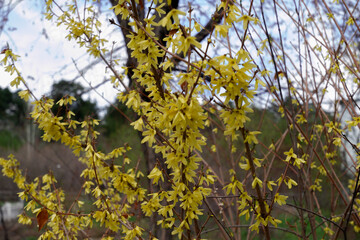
194,7,223,43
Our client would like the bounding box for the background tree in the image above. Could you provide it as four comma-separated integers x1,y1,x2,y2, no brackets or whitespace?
50,80,98,121
0,87,26,151
0,87,26,128
102,101,134,137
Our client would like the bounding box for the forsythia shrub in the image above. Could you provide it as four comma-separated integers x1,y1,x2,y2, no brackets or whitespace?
1,0,360,239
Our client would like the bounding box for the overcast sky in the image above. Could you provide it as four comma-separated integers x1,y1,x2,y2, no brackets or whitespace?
1,0,355,115
0,1,126,113
0,0,226,113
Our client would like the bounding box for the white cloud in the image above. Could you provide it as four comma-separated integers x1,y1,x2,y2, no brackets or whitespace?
1,1,127,113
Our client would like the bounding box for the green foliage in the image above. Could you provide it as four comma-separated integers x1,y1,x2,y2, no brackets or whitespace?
0,87,26,127
102,101,135,137
0,129,22,150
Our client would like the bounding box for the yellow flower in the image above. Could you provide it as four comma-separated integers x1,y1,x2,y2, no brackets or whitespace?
148,166,164,184
274,193,288,206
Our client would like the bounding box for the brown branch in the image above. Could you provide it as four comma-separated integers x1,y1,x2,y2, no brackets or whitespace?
194,7,224,43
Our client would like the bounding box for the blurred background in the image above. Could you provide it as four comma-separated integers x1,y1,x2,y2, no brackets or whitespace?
1,0,360,239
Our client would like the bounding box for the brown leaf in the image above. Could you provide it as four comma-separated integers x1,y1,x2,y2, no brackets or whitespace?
1,48,9,54
37,208,49,231
274,71,285,80
168,28,179,36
